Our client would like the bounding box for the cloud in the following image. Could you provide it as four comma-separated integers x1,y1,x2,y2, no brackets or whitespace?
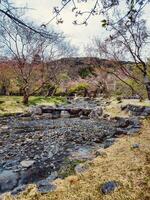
12,0,106,54
12,0,150,56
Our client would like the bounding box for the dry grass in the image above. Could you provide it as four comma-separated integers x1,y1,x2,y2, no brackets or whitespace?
4,119,150,200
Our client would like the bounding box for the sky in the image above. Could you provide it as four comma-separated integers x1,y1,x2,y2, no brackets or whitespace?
12,0,108,55
11,0,150,56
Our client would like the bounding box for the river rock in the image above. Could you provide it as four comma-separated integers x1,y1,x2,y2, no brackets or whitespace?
131,143,140,149
101,181,119,194
20,160,35,168
47,171,58,182
37,180,57,193
0,170,19,193
61,111,70,118
29,106,42,115
89,107,103,119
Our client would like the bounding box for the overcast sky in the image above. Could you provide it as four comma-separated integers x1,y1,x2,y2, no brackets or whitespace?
12,0,150,56
12,0,111,54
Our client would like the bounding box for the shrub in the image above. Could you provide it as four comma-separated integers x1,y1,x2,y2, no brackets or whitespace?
79,68,92,78
68,82,89,95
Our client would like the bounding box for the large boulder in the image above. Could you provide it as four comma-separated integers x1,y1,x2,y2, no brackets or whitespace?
20,160,35,168
0,170,19,193
60,111,70,118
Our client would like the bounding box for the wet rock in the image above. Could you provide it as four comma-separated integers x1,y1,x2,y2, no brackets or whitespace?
101,181,119,194
20,160,35,168
0,170,19,193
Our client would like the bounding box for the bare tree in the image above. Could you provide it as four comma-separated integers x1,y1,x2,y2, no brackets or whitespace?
49,0,149,26
0,16,63,104
1,1,149,29
0,0,54,37
42,40,78,96
86,15,150,99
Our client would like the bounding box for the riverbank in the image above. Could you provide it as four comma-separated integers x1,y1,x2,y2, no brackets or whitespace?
0,97,150,200
4,119,150,200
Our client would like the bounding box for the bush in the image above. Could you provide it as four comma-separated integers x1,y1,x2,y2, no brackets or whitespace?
113,79,147,99
68,83,89,95
79,68,92,78
55,87,67,96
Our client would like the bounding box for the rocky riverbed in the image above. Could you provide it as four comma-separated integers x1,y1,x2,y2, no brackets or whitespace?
0,99,141,196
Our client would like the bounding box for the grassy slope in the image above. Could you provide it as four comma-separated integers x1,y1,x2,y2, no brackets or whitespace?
105,98,150,117
5,119,150,200
0,96,67,116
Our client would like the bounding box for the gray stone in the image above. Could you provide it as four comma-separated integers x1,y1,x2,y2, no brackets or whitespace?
47,171,58,182
37,180,57,193
20,160,35,168
89,107,103,119
0,170,19,193
29,106,42,115
60,111,70,118
101,181,119,194
80,115,89,120
127,128,140,135
48,151,53,159
144,107,150,114
132,144,140,148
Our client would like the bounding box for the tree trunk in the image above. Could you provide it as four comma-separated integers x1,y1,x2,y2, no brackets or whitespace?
23,94,29,105
146,83,150,100
144,75,150,100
